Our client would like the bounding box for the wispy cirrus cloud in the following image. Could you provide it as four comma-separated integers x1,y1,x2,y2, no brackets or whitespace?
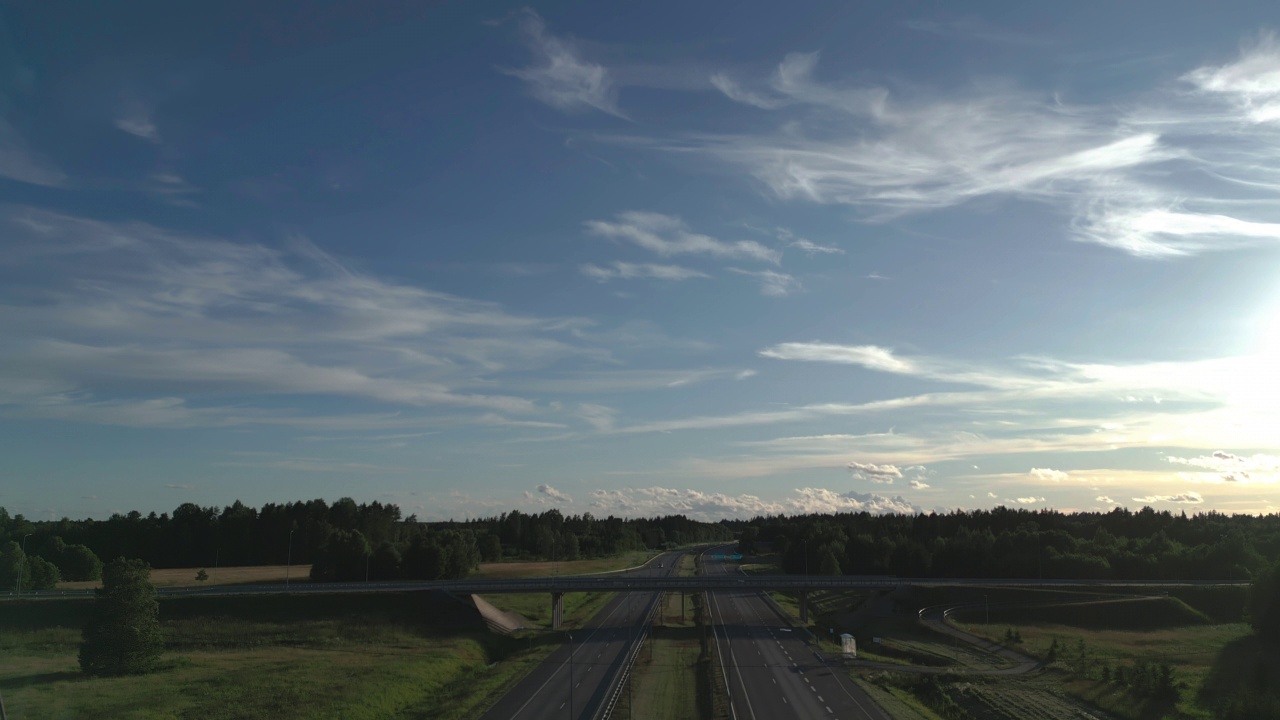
115,102,160,142
678,36,1280,258
787,238,844,255
709,73,786,109
586,212,781,264
727,268,801,296
0,208,615,428
580,261,709,282
0,119,66,187
1183,32,1280,123
761,343,916,373
500,9,625,118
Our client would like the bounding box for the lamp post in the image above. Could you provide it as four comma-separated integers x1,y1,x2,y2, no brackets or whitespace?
985,595,990,627
285,529,296,589
567,632,575,719
17,534,31,596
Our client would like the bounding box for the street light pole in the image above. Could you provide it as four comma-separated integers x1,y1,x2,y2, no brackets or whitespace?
985,595,989,627
285,529,296,589
567,632,575,719
17,534,31,596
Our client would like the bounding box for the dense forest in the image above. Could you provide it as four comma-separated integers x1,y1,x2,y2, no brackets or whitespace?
730,506,1280,583
6,502,1280,589
0,500,733,586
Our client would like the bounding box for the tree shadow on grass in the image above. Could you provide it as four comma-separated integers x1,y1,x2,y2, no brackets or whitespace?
0,670,81,690
1198,633,1280,719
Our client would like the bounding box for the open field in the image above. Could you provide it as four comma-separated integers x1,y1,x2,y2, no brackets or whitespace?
57,564,312,590
954,617,1251,719
0,592,584,720
52,550,657,591
474,550,654,579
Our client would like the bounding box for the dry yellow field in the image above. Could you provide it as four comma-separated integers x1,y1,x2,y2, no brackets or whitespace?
57,564,313,590
475,551,652,579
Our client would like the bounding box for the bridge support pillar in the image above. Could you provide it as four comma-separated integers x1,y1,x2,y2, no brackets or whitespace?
799,590,809,624
551,592,565,630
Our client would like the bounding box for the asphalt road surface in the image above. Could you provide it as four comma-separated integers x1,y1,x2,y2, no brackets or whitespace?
703,547,889,720
479,551,682,720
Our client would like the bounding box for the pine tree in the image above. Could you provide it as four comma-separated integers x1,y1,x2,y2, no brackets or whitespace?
79,558,164,676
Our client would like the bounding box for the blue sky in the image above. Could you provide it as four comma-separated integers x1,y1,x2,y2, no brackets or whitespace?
3,1,1280,521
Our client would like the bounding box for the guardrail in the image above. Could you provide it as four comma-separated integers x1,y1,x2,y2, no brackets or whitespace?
596,589,663,720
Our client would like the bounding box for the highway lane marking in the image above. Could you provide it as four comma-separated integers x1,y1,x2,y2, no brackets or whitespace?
704,546,746,720
503,579,642,720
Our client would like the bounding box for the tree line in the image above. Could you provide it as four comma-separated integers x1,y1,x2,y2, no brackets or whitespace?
0,501,734,586
732,505,1280,582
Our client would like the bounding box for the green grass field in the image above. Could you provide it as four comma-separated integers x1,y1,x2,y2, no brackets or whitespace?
0,590,599,720
952,597,1254,719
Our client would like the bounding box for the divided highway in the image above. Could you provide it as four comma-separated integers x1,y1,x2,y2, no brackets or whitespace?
703,547,889,720
480,551,680,720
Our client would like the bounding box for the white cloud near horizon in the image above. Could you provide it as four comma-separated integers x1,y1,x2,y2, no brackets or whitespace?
585,485,919,520
1166,451,1280,483
502,10,625,117
848,461,903,483
1133,491,1204,505
1030,467,1069,482
536,484,572,503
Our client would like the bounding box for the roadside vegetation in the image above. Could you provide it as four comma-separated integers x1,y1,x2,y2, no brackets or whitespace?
0,590,603,720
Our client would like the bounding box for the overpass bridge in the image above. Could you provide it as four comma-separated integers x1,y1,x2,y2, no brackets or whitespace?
7,574,1239,629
